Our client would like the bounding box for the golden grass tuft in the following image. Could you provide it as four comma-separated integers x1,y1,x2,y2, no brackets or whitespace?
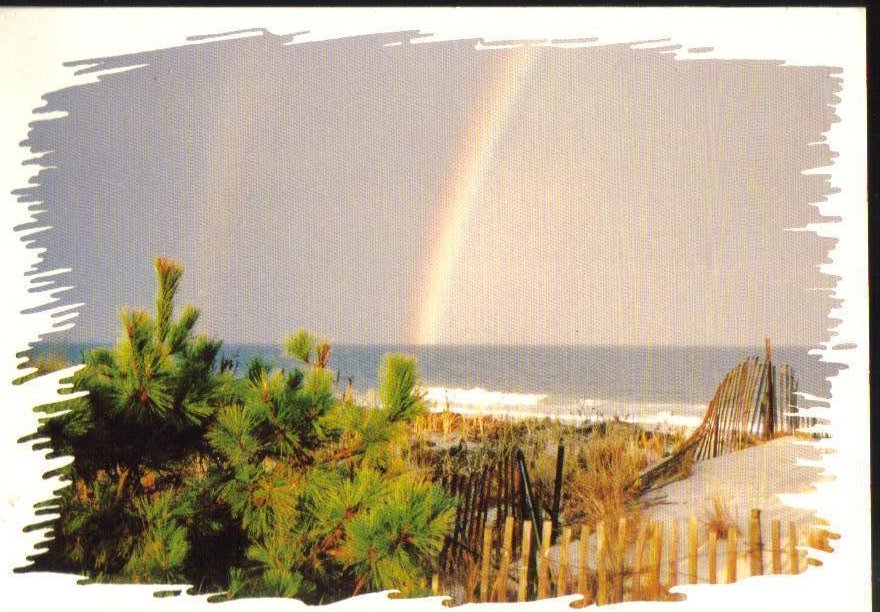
699,493,739,540
563,422,654,526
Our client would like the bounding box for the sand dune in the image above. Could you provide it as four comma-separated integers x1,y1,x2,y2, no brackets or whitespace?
642,436,828,528
535,437,830,583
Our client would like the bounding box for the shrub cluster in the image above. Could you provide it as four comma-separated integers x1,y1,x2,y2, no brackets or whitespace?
28,257,455,603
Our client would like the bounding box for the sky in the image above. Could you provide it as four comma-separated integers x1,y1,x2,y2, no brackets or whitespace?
15,30,840,347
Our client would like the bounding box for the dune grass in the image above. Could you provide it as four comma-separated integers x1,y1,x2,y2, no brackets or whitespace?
700,493,740,540
408,411,690,531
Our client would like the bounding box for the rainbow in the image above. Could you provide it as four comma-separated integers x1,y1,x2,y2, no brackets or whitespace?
411,45,540,345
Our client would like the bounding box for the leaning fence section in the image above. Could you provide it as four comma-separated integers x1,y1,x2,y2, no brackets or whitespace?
636,340,822,495
437,452,524,583
432,508,835,605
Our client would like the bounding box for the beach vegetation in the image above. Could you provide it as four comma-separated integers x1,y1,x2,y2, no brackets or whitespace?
700,493,739,540
410,412,676,530
26,257,455,603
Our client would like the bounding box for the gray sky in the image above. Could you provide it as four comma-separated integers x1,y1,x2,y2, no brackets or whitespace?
17,31,840,346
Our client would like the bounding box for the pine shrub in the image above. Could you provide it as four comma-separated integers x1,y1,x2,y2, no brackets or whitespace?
28,257,455,604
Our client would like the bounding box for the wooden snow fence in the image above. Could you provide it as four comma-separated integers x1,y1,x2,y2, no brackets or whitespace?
634,339,816,495
431,510,833,605
438,453,524,583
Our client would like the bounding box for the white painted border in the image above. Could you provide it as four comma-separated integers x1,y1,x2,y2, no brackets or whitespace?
0,8,867,612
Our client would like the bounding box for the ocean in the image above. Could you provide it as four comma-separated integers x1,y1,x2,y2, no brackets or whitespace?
33,342,838,429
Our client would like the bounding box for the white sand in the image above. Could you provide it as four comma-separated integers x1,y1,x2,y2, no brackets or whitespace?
641,436,828,527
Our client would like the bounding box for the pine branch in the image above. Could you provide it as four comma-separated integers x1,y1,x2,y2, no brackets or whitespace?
154,257,183,343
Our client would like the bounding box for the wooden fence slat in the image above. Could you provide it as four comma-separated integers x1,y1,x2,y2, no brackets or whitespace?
789,522,798,574
717,366,740,455
480,525,493,602
495,459,505,537
478,465,493,548
688,516,698,584
471,466,486,551
711,367,733,457
632,520,647,599
699,391,722,461
704,377,725,459
495,516,514,602
615,517,627,602
650,522,663,598
461,472,477,552
749,361,768,436
577,524,592,607
777,365,786,432
596,520,608,605
740,358,759,435
464,551,477,603
518,520,533,602
708,528,717,584
726,528,738,584
764,339,776,438
700,378,721,460
729,362,750,449
749,509,763,576
461,473,474,552
513,460,523,521
537,519,553,598
748,361,765,436
451,473,467,563
722,363,747,453
771,520,781,574
558,525,572,596
484,465,495,539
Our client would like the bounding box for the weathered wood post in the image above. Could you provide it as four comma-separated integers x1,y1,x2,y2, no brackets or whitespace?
462,471,477,552
480,525,493,602
726,527,738,584
558,525,572,596
650,522,663,598
633,520,647,599
708,528,718,584
495,516,514,602
577,524,592,607
513,458,523,522
518,520,533,602
551,443,565,543
471,465,491,552
770,519,782,574
789,522,799,574
537,519,553,598
615,517,627,601
496,470,506,547
516,447,541,596
596,520,608,605
749,509,763,576
764,337,775,440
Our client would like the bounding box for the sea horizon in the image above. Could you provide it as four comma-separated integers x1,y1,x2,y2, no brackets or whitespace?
28,340,837,412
